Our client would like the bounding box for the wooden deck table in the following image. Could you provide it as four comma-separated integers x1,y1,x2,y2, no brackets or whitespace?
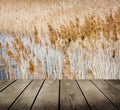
0,80,120,110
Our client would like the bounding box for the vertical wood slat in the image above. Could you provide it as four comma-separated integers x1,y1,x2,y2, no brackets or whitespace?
77,80,117,110
60,80,90,110
9,80,44,110
92,80,120,109
32,80,59,110
0,80,32,110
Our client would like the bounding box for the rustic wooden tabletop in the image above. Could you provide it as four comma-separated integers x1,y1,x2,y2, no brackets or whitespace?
0,80,120,110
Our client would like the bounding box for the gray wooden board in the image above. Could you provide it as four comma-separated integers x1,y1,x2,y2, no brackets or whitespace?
60,80,90,110
92,80,120,110
77,80,117,110
107,80,120,91
0,80,16,92
32,80,59,110
0,80,31,110
9,80,44,110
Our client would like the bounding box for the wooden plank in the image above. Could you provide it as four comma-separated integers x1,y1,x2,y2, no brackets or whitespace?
9,80,44,110
107,80,120,91
77,80,117,110
60,80,90,110
0,80,32,110
92,80,120,110
32,80,59,110
0,80,16,92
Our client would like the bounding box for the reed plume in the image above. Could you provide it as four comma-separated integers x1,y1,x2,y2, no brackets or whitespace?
7,49,14,58
29,58,35,76
0,42,2,49
9,68,16,80
0,55,8,70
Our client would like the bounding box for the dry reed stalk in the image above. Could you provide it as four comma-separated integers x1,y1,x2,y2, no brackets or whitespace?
34,26,40,45
14,53,22,66
36,58,47,79
0,55,8,70
47,23,58,46
25,46,31,55
19,39,25,51
7,49,14,58
62,58,76,79
12,41,19,51
86,68,94,79
22,51,27,60
114,8,120,33
111,50,116,58
29,58,35,76
0,42,2,49
102,10,118,43
9,68,16,80
6,42,9,49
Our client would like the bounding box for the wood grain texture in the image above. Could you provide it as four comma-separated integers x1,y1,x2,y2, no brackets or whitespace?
107,80,120,91
0,80,32,110
9,80,44,110
60,80,90,110
77,80,117,110
92,80,120,110
0,80,16,92
32,80,59,110
0,80,119,110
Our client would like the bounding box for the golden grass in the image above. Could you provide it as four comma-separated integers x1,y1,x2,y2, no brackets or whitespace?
7,49,14,58
0,0,120,79
0,42,2,49
0,55,8,70
29,58,35,76
9,68,16,79
47,7,120,55
0,0,120,36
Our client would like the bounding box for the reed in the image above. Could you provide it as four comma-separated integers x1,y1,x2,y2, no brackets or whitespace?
29,58,35,76
0,0,120,79
0,42,2,49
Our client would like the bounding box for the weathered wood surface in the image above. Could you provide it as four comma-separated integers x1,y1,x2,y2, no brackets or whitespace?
0,80,119,110
0,80,16,92
60,80,90,110
32,80,59,110
0,80,32,110
107,80,120,91
9,80,44,110
77,80,117,110
92,80,120,110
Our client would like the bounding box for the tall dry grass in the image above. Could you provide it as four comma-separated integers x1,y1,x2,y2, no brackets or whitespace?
0,0,120,79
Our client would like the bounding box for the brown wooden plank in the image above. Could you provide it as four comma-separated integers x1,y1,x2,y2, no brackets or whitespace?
92,80,120,110
77,80,117,110
0,80,16,92
60,80,90,110
0,80,32,110
107,80,120,91
9,80,44,110
31,80,59,110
